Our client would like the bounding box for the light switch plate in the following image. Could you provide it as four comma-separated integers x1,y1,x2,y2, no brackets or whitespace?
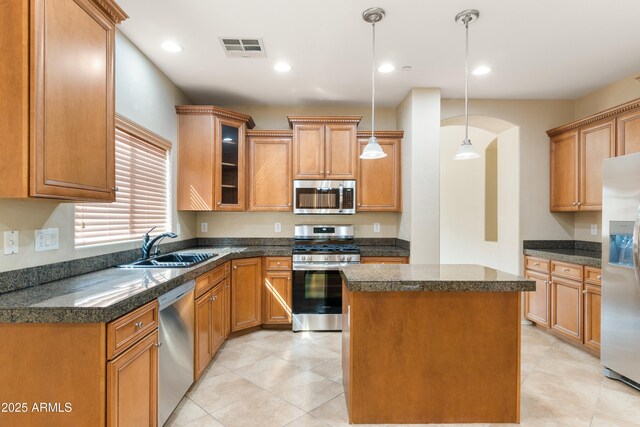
590,224,598,236
274,222,282,233
200,222,208,233
4,231,19,255
374,223,381,233
34,228,59,252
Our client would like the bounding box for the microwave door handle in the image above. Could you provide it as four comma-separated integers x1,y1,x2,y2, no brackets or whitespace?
339,185,344,212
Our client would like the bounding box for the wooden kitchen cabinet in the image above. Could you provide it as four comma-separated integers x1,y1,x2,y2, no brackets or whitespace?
579,119,615,210
263,257,292,325
356,132,403,212
194,266,230,380
0,0,127,201
524,269,551,328
550,130,579,211
176,106,255,211
107,330,158,427
247,131,293,211
231,257,263,331
617,107,640,156
584,283,602,351
289,116,361,179
550,275,583,344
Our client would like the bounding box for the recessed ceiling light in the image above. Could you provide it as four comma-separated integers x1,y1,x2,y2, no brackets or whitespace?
378,63,395,73
274,62,292,72
472,65,491,75
161,41,183,53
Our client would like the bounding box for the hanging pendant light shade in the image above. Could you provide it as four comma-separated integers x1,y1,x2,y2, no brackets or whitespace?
360,7,387,160
453,9,481,161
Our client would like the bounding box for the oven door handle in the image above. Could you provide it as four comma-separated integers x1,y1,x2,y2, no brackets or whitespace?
293,262,356,271
339,184,344,212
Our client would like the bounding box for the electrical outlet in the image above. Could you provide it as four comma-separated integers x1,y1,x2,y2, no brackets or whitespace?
34,228,59,252
4,231,19,255
200,222,208,233
274,222,282,233
176,223,181,235
374,223,381,233
590,224,598,236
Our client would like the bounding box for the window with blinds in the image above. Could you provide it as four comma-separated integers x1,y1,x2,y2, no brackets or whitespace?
75,116,171,247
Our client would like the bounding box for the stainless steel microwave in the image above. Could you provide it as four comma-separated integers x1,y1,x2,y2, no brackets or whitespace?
293,180,356,214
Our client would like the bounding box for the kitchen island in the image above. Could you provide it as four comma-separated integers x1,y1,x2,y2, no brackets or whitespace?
340,264,535,425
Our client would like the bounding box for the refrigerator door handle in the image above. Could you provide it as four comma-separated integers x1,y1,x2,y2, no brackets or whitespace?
634,205,640,289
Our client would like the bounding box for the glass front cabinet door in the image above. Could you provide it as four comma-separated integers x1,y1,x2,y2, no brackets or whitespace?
215,117,246,211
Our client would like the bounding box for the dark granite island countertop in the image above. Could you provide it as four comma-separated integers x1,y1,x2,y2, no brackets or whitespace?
340,264,535,292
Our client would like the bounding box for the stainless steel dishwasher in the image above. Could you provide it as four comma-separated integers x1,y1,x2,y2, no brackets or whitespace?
158,280,195,426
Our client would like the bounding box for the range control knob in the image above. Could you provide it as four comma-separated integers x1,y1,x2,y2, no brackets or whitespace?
300,255,306,261
346,255,351,261
324,255,330,261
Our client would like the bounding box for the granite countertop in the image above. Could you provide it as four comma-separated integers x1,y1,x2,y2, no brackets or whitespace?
0,246,291,324
341,264,535,292
523,248,601,268
359,245,410,257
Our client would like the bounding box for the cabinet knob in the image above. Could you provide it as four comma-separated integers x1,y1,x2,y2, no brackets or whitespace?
357,203,361,207
277,262,280,265
134,321,143,329
544,280,548,285
562,268,570,272
233,266,238,270
597,275,602,279
156,342,162,348
288,203,291,207
217,201,222,206
583,290,588,294
571,202,577,206
576,202,582,206
534,263,540,266
112,187,119,192
320,170,324,174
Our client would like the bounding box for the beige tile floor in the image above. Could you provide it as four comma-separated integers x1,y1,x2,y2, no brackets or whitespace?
166,325,640,427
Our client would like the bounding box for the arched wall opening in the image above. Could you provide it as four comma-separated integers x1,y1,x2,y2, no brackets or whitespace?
440,115,521,275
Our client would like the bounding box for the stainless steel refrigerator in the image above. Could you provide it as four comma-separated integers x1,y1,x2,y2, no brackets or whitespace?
602,152,640,390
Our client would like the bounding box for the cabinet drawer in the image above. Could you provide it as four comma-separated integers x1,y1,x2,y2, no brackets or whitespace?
524,256,550,273
551,261,583,280
265,257,292,271
584,267,602,286
195,263,228,298
107,300,158,360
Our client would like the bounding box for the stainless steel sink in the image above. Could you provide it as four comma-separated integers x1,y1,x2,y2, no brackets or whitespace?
117,252,217,268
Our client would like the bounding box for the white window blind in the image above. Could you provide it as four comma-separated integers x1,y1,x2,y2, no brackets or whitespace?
75,119,171,247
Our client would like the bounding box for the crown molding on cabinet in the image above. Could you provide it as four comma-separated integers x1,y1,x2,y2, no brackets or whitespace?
547,98,640,137
93,0,128,24
176,105,256,129
287,115,362,129
356,130,404,139
245,129,294,138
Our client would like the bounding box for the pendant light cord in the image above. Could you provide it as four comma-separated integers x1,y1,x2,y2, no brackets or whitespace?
371,22,376,140
464,19,469,142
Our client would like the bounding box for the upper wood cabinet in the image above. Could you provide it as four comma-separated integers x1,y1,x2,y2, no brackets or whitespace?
0,0,127,201
247,131,293,211
176,106,255,211
548,99,640,212
288,116,361,179
356,132,402,212
617,107,640,156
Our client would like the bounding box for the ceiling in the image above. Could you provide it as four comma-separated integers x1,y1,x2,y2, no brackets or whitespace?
117,0,640,107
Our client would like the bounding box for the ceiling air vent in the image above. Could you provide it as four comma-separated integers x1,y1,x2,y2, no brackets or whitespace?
220,38,266,58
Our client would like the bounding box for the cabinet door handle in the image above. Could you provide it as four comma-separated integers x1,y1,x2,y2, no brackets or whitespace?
534,262,540,266
134,321,143,329
562,268,570,272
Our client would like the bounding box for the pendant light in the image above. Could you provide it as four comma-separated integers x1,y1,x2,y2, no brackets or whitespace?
360,7,387,159
453,9,481,160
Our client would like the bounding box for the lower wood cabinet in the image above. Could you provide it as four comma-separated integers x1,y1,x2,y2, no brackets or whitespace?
523,255,601,356
107,330,158,427
523,269,550,327
231,257,263,331
263,257,292,325
360,256,409,264
550,276,583,344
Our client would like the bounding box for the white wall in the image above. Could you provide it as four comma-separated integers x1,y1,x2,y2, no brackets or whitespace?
575,72,640,118
0,31,194,272
396,89,441,262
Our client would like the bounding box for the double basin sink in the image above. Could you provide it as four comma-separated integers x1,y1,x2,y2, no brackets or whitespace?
118,252,217,269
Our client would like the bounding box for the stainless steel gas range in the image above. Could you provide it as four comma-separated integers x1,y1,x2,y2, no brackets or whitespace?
291,224,360,332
